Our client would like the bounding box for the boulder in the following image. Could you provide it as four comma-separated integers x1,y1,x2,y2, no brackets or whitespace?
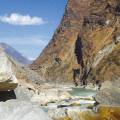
0,100,51,120
48,108,67,120
95,88,120,106
0,49,18,91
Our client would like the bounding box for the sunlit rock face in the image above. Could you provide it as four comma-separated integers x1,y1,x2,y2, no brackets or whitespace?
31,0,91,82
81,0,120,80
0,49,18,91
0,100,51,120
31,0,120,86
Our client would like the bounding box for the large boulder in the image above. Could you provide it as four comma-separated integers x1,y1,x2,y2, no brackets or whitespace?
95,88,120,106
0,49,18,91
0,100,51,120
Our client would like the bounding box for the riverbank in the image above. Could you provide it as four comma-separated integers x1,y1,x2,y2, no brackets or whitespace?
29,83,97,119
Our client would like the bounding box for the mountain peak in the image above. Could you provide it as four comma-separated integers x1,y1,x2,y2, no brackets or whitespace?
0,42,32,65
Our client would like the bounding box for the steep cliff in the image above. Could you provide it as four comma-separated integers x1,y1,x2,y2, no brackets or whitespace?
31,0,120,85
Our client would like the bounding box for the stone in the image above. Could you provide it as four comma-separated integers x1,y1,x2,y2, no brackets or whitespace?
0,42,43,92
0,100,51,120
95,88,120,106
0,49,18,91
57,106,120,120
48,108,67,120
14,85,34,101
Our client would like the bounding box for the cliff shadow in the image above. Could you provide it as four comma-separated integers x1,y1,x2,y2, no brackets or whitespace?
74,35,84,68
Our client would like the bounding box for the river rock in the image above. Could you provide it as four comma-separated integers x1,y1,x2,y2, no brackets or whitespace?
95,88,120,106
0,100,51,120
14,85,35,101
31,88,71,105
48,108,67,120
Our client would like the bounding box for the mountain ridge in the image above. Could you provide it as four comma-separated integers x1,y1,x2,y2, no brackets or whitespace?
0,42,32,65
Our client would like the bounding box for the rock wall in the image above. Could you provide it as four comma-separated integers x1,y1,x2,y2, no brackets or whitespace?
31,0,120,85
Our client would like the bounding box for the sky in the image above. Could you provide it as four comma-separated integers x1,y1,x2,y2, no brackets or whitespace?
0,0,67,60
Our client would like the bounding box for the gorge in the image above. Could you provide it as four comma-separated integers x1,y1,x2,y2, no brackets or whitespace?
0,0,120,120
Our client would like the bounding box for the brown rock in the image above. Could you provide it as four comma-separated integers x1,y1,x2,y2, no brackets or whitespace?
31,0,120,85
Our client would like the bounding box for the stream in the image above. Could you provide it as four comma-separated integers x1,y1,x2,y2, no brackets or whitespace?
42,87,97,112
69,87,96,97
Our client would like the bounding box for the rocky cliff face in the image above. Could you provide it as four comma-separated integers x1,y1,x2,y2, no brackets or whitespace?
31,0,120,85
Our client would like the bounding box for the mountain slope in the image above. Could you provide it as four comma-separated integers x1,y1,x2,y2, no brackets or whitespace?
0,43,32,65
31,0,90,82
31,0,120,85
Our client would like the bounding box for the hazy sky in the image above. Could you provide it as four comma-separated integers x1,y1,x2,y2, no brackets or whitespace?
0,0,67,60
